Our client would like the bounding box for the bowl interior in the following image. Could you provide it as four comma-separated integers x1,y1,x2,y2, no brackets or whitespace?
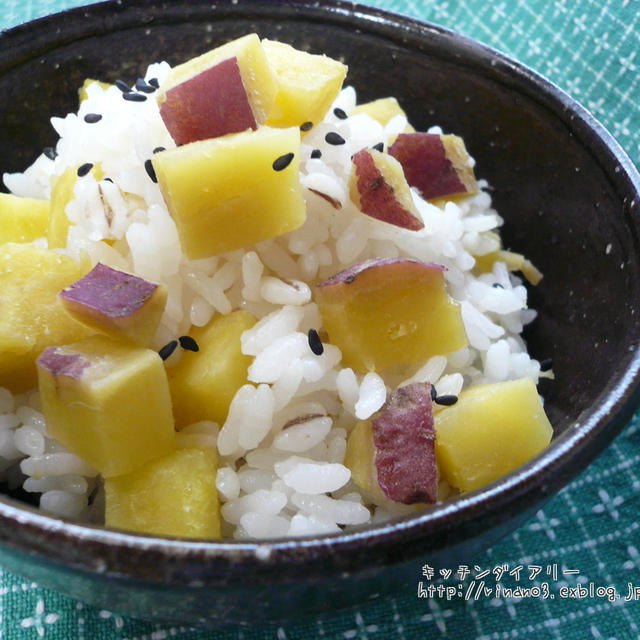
1,2,637,439
0,0,639,624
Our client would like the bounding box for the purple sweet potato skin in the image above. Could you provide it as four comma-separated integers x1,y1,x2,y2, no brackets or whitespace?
316,257,445,288
352,149,424,231
371,382,437,504
59,263,157,318
160,56,256,146
388,133,466,200
37,347,90,379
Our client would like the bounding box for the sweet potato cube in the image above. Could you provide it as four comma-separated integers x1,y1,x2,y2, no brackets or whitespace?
157,33,277,145
344,419,388,504
0,193,49,244
153,126,305,258
315,258,468,371
59,263,167,346
345,411,434,508
0,243,90,392
168,310,256,429
474,248,543,286
37,334,175,478
351,97,415,131
78,78,112,102
434,377,553,491
262,39,347,130
105,447,220,538
160,56,255,145
349,148,424,230
388,133,478,201
371,382,437,504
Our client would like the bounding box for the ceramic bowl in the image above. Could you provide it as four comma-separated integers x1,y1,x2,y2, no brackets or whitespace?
0,0,638,627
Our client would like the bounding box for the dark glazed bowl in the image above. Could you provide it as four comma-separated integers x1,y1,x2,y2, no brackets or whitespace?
0,0,639,627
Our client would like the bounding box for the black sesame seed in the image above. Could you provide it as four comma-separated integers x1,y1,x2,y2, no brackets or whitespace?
300,121,314,132
492,282,504,289
135,77,156,93
43,146,57,160
153,146,166,154
148,77,160,89
272,152,295,172
115,79,130,93
540,358,553,372
158,340,178,361
84,113,102,124
178,335,199,352
144,158,157,183
310,149,322,159
325,131,345,146
307,328,324,356
430,384,437,401
123,91,147,102
77,162,94,177
333,107,348,120
434,394,458,406
372,142,384,152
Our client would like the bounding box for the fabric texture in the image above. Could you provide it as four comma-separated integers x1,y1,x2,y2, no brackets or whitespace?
0,0,639,638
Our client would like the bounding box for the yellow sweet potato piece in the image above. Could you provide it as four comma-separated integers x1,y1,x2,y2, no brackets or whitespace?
262,39,347,130
37,334,175,478
351,96,415,131
434,378,553,491
153,126,305,258
344,420,388,504
157,33,278,145
349,148,423,230
0,193,49,244
474,248,543,286
59,263,167,347
344,419,428,511
315,258,467,372
0,243,91,392
105,447,220,538
388,133,478,202
168,310,256,429
78,78,112,102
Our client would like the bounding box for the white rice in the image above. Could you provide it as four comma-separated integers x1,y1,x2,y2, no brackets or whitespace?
0,56,545,538
354,373,387,420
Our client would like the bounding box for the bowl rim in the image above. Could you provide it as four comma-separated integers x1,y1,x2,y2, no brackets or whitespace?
0,0,639,582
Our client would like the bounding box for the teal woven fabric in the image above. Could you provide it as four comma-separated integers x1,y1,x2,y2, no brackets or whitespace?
1,1,639,638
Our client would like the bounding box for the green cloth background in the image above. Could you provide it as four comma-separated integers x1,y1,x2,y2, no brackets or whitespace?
1,0,639,638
